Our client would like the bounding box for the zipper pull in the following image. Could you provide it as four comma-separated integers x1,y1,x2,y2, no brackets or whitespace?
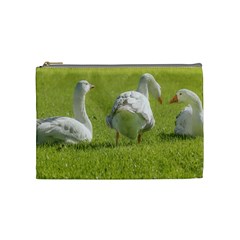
43,61,63,67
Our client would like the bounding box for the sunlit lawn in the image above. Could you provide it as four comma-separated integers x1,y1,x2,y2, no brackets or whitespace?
36,66,203,179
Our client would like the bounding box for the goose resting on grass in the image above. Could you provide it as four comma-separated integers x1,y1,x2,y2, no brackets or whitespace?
37,80,94,144
169,89,203,136
106,73,162,145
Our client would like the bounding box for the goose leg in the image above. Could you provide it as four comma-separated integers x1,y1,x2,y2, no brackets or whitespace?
116,131,120,146
137,134,142,144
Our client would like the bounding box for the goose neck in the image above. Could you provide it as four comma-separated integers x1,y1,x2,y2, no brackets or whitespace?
190,98,202,112
73,93,92,133
137,81,149,98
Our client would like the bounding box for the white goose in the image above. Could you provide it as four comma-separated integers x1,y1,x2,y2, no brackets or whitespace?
37,80,94,144
169,89,203,136
106,73,162,145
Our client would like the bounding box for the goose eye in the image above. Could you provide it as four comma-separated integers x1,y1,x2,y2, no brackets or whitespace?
179,93,182,95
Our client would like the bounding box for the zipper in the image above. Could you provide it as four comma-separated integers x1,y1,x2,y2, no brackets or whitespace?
41,62,202,68
43,61,64,67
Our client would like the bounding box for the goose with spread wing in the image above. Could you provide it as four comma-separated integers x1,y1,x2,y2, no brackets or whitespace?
169,89,203,136
37,80,94,144
106,73,162,145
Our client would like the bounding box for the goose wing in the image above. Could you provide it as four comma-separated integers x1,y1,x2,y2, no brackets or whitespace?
37,117,91,144
106,91,154,130
174,105,193,136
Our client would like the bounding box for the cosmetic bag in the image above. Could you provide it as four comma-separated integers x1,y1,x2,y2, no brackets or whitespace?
36,62,203,179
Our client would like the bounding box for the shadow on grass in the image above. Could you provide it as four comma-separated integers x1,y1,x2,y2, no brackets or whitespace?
36,141,116,151
36,133,197,150
157,132,196,142
73,141,115,150
62,140,138,150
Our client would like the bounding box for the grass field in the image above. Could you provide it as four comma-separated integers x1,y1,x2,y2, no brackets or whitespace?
36,66,203,179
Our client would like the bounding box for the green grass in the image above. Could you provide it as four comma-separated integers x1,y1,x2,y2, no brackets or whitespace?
36,66,203,179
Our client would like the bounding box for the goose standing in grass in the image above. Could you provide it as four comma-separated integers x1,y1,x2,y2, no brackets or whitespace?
106,73,162,145
169,89,203,136
37,80,94,144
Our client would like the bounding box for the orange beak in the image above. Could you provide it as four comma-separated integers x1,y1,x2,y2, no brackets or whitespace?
158,96,163,104
169,95,178,104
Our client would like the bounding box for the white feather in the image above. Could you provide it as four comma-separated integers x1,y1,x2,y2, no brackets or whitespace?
175,105,193,135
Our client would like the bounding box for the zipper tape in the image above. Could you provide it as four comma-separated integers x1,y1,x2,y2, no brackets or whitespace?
41,62,202,68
